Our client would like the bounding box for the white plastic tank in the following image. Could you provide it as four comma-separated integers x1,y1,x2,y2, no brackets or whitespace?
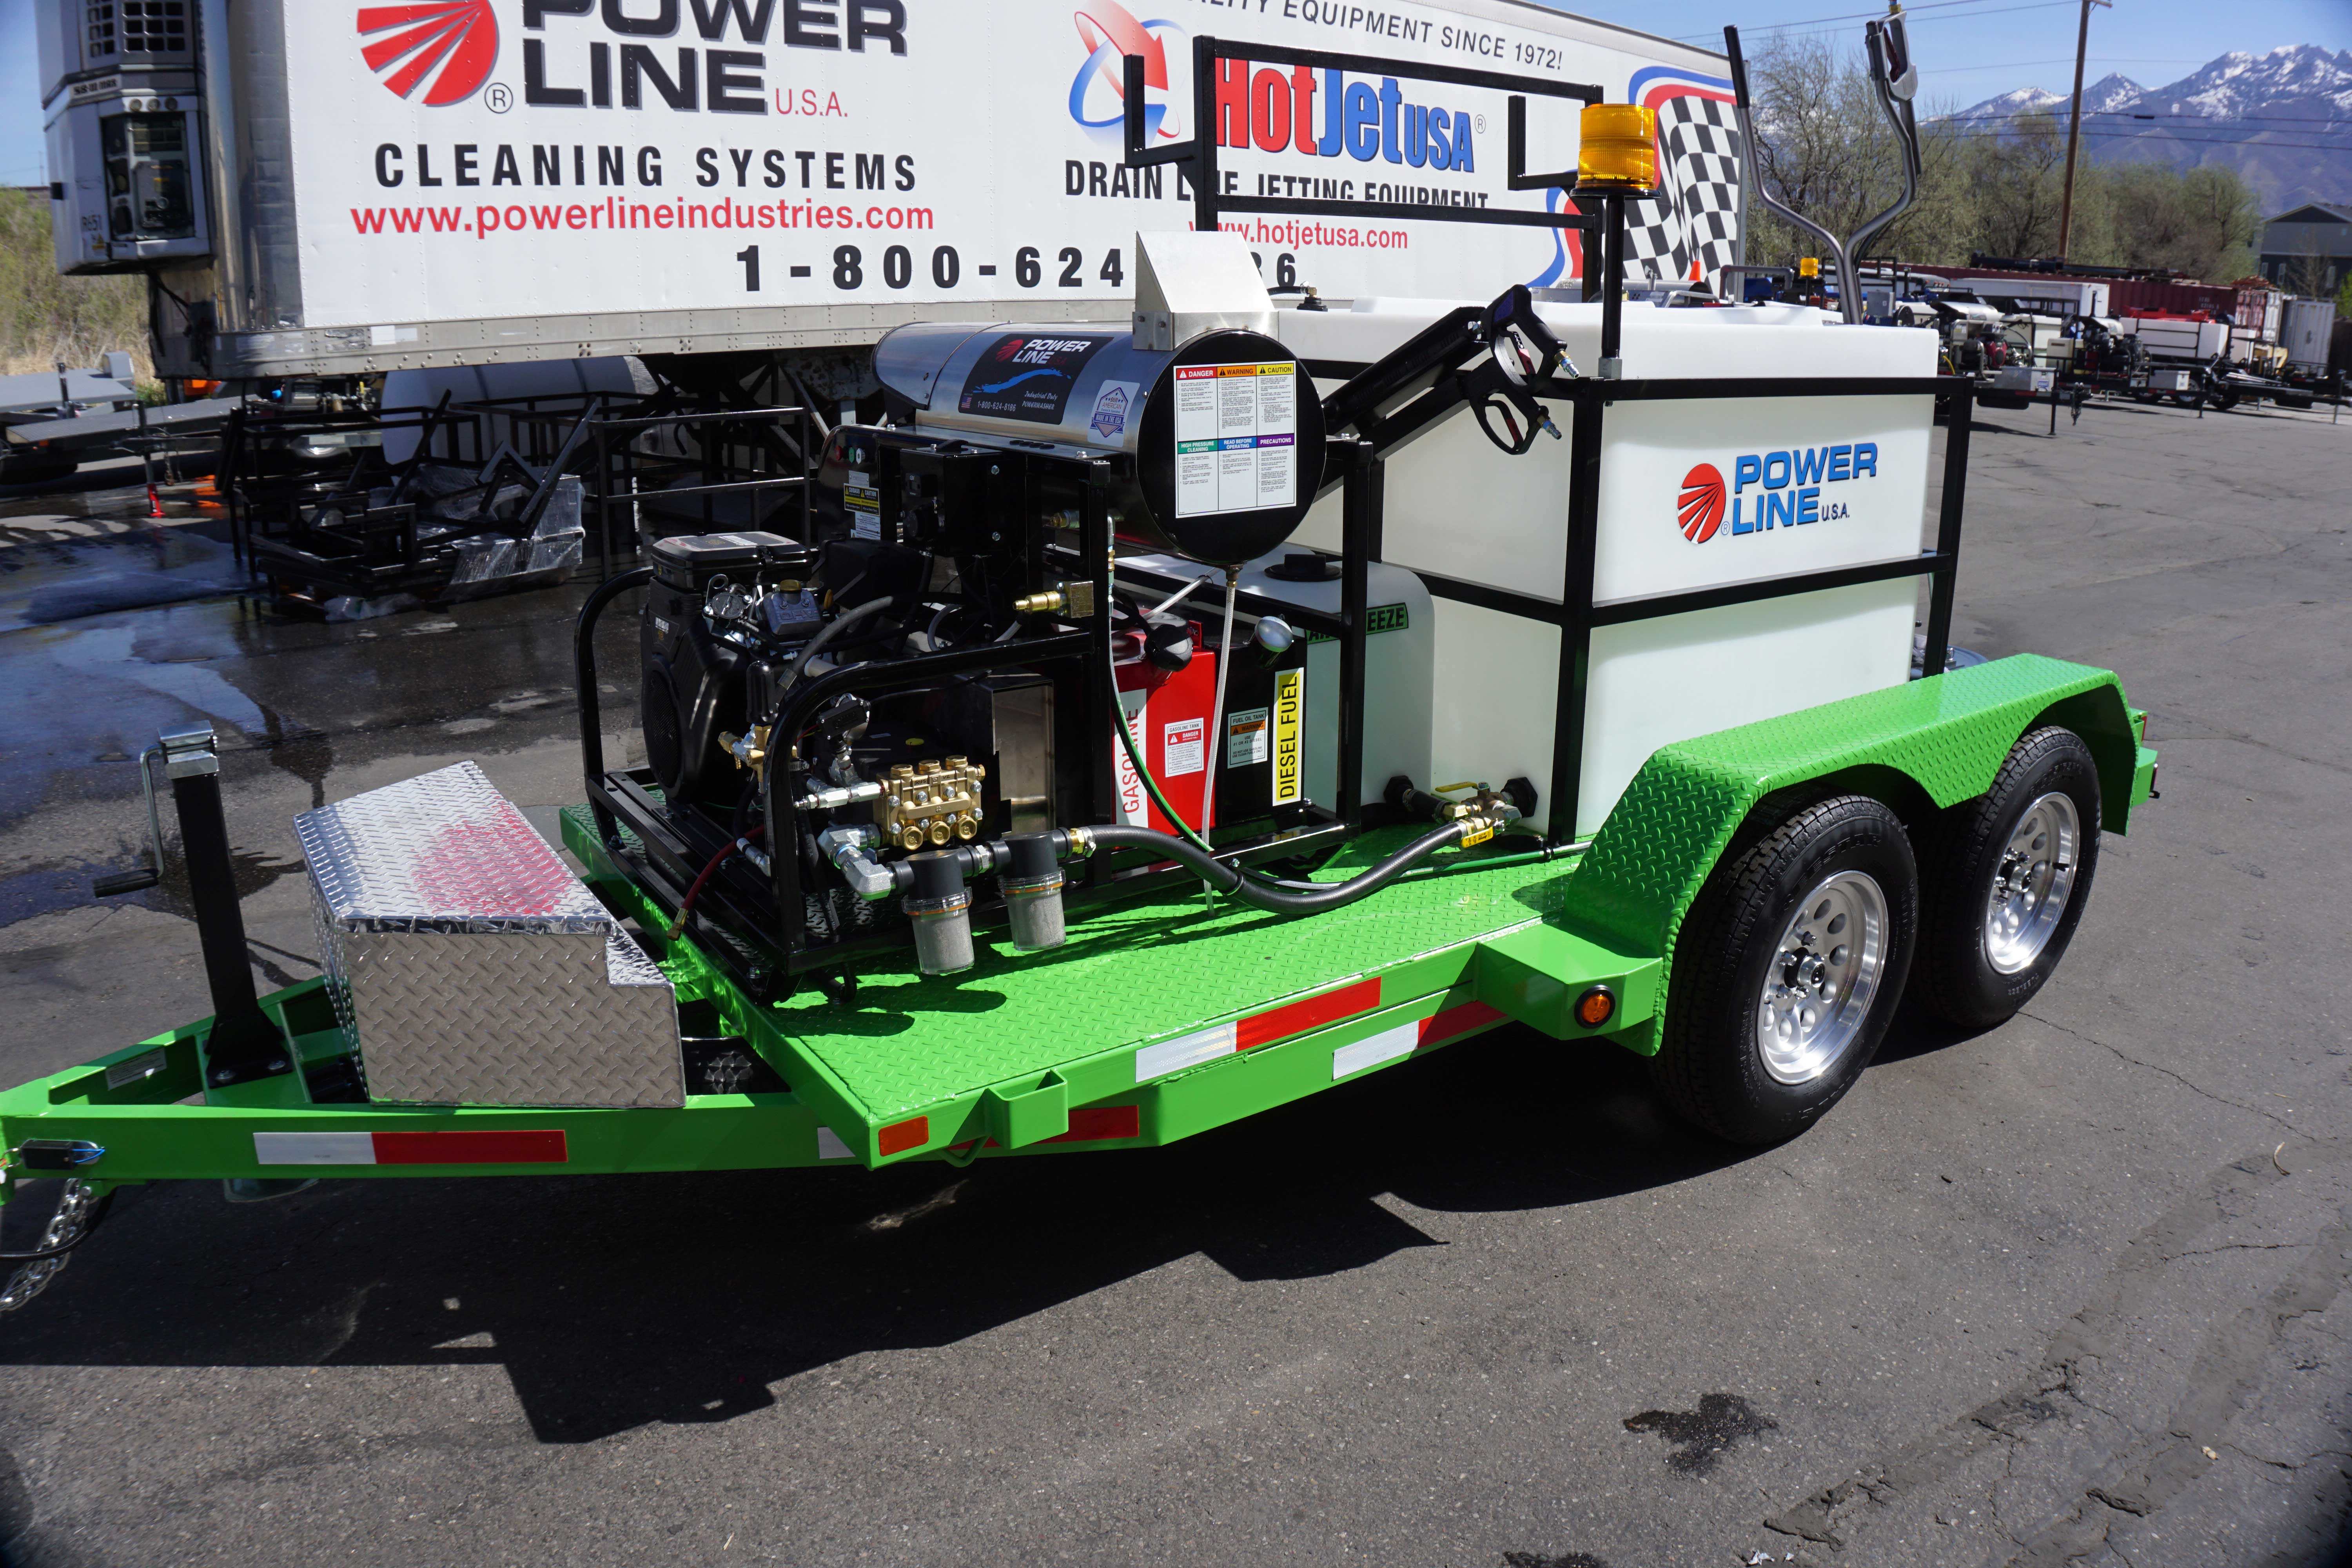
1272,298,1937,837
2124,316,2230,363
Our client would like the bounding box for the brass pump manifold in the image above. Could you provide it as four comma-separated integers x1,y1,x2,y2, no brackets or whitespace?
882,756,985,849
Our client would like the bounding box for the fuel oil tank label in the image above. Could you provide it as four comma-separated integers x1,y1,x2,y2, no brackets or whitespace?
1175,363,1299,518
958,334,1112,423
1226,707,1270,767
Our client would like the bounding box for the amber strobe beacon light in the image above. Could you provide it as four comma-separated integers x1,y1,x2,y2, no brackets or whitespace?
1574,103,1659,195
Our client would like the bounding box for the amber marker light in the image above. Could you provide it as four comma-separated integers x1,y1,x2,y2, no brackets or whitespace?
1575,985,1617,1029
1574,104,1659,194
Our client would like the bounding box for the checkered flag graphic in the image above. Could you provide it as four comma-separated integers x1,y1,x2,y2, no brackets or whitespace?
1618,95,1743,290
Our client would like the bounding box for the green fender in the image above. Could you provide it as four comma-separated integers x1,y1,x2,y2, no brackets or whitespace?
1518,654,2152,1055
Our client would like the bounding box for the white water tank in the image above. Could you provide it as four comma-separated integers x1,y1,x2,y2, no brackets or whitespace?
1273,299,1936,837
2125,316,2230,363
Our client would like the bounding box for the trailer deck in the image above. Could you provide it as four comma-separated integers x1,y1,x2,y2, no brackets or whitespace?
0,653,2154,1193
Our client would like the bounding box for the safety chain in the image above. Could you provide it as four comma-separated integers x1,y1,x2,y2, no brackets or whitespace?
0,1179,106,1314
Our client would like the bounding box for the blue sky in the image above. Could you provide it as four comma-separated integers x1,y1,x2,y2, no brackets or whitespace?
3,0,2347,185
1566,0,2352,109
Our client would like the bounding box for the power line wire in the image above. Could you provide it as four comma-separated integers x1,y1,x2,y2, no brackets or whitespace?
1668,0,2019,42
1935,107,2352,126
1920,58,2206,74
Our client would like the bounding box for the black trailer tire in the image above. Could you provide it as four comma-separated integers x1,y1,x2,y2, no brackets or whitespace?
1917,726,2102,1030
1650,795,1918,1146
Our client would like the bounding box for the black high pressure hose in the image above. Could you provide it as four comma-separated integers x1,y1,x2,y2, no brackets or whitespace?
1086,821,1474,915
1102,653,1477,897
785,594,897,692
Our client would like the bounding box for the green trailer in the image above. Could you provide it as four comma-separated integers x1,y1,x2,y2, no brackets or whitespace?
0,651,2158,1309
0,54,2161,1311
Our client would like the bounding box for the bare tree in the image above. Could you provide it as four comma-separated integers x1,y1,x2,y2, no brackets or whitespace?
2284,250,2336,300
1737,34,1975,269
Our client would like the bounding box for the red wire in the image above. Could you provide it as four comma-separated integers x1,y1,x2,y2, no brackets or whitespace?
667,824,764,940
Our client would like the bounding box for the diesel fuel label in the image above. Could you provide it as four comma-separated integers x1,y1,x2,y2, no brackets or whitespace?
1174,363,1299,519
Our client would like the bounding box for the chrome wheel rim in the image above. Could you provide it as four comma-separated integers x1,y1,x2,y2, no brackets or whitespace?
1755,871,1888,1086
1984,791,2079,975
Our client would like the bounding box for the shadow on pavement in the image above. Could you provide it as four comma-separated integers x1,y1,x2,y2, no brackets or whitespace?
0,1026,1758,1443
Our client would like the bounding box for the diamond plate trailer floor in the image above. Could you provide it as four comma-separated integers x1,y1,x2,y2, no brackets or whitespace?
0,655,2156,1193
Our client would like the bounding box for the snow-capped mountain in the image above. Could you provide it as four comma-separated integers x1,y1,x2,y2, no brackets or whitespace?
2131,45,2352,119
1941,45,2352,212
1954,74,2143,122
2079,73,2146,114
1955,85,2064,120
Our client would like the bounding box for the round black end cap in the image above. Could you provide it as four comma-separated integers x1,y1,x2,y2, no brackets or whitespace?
1003,832,1059,880
1266,552,1341,583
906,849,965,902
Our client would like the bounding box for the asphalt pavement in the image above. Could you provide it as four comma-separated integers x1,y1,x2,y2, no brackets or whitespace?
0,397,2347,1568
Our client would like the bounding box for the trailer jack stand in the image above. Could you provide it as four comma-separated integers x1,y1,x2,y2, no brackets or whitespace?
158,726,292,1089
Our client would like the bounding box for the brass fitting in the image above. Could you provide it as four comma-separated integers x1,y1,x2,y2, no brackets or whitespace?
1454,810,1508,849
720,726,771,770
1012,582,1098,619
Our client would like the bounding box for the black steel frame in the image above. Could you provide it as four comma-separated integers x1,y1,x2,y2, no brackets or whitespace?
1126,43,1975,847
581,404,815,566
572,452,1377,998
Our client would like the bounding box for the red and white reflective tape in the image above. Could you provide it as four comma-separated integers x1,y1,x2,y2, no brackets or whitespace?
1331,1000,1504,1080
252,1129,568,1167
1134,978,1383,1083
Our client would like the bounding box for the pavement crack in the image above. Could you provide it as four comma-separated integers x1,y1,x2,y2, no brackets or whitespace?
2163,1241,2306,1262
2139,705,2352,780
1764,1147,2349,1560
2021,1009,2299,1132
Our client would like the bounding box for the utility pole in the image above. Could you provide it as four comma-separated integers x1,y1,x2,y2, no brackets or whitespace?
2054,0,2111,261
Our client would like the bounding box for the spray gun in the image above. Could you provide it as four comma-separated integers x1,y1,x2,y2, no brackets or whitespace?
1725,5,1925,323
1460,284,1578,454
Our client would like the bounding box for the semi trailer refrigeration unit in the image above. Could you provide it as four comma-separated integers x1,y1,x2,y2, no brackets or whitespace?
0,27,2160,1315
35,0,1746,383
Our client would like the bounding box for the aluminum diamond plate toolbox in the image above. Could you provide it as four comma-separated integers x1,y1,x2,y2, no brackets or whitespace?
298,762,682,1108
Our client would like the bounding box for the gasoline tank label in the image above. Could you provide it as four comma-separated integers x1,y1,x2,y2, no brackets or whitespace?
958,334,1112,423
1174,362,1298,519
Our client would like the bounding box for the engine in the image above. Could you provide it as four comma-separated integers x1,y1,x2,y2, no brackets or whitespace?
631,275,1347,982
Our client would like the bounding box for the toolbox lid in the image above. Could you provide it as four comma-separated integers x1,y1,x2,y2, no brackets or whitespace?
296,760,615,935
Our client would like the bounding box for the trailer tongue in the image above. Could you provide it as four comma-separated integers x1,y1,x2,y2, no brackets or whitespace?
1,42,2159,1314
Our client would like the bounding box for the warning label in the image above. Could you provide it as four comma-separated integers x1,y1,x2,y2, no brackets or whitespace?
1174,362,1299,519
1163,717,1206,778
1226,706,1270,767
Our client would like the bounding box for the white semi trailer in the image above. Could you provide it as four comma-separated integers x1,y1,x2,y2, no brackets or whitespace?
36,0,1741,382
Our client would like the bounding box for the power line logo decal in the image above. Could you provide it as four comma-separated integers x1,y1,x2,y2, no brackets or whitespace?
358,2,499,108
1677,463,1726,543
